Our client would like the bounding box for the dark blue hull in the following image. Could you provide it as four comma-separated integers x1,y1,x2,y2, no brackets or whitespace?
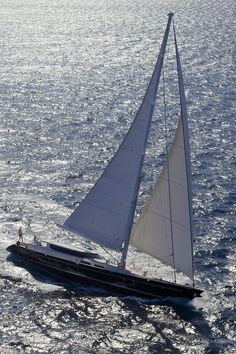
7,243,203,300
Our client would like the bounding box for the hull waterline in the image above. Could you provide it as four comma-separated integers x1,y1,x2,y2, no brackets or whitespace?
6,243,203,300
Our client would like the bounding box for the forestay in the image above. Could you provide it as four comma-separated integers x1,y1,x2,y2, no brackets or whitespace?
131,26,194,279
62,15,173,251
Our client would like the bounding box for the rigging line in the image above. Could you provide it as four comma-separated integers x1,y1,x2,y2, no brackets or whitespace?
162,62,177,284
119,13,174,269
173,18,195,287
99,244,120,265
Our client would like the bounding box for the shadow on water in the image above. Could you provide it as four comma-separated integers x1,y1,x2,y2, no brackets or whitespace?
5,254,219,354
119,298,220,354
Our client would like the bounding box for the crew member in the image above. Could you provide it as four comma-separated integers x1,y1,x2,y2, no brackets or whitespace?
18,227,23,243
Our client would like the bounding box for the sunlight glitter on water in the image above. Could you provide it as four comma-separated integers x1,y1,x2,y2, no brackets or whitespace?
0,0,235,353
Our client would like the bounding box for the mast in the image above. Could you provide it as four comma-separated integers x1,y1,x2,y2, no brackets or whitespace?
173,20,195,286
162,68,177,283
120,13,174,268
130,16,194,281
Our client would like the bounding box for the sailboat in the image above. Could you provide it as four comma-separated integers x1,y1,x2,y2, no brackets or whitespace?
7,13,203,300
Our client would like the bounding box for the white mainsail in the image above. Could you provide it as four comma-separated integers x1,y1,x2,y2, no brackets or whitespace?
130,25,194,279
62,15,173,252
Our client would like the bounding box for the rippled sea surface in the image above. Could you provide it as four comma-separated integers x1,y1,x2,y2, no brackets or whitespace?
0,0,235,353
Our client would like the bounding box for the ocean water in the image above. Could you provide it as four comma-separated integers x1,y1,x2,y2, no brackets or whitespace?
0,0,235,353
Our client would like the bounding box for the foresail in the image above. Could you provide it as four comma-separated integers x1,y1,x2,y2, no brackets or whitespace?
130,119,194,279
62,15,174,251
131,25,194,280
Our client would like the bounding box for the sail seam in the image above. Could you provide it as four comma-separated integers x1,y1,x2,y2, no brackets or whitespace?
82,201,131,216
102,174,138,185
137,210,192,228
62,225,122,251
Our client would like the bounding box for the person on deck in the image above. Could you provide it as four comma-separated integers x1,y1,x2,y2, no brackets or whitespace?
18,227,23,243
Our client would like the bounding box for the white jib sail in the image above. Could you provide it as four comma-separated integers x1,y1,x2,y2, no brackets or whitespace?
62,15,173,251
130,119,193,279
131,27,194,280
